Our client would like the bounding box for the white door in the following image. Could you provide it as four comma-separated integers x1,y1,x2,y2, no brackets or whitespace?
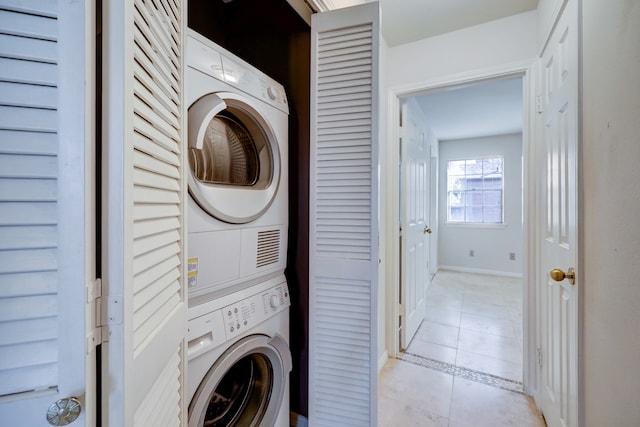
309,3,380,426
0,2,95,425
102,0,187,424
536,0,579,425
400,100,430,350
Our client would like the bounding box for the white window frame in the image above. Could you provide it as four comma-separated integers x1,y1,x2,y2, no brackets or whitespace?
446,156,505,226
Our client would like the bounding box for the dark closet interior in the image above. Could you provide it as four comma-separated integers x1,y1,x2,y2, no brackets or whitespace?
188,0,311,417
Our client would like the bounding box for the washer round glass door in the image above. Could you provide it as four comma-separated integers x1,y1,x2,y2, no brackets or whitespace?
189,335,289,427
188,92,281,224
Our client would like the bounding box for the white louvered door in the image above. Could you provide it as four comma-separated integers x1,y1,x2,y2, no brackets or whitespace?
102,0,186,425
0,1,93,425
309,3,380,426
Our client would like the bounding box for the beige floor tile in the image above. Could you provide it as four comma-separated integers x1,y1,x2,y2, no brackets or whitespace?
415,321,459,349
462,299,512,319
378,394,448,427
379,358,453,419
424,306,462,328
406,339,457,364
449,377,545,427
457,328,522,365
426,293,464,312
460,312,517,338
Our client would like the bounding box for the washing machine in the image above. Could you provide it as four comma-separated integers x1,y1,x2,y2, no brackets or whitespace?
187,276,291,427
186,29,289,305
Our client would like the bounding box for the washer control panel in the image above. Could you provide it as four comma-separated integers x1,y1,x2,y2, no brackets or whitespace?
223,284,289,340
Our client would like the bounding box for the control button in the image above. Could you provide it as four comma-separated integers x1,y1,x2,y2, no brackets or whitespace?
230,326,234,332
244,320,248,326
237,323,240,330
234,308,238,314
270,295,279,309
267,86,277,100
228,310,232,317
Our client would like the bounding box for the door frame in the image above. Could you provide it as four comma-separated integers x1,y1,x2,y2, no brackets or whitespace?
384,60,537,393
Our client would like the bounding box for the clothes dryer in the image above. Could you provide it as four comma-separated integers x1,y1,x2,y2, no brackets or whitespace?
186,30,289,304
186,277,291,427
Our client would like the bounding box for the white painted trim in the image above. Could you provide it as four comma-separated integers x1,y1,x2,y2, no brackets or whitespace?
437,266,523,279
538,0,569,56
378,350,389,374
385,61,536,395
388,59,534,98
57,0,92,423
285,0,312,25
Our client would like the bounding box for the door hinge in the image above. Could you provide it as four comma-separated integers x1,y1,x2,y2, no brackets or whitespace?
537,347,543,368
86,278,124,353
536,95,543,114
86,278,103,354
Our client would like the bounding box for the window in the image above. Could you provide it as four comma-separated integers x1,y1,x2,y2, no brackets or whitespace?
447,157,504,224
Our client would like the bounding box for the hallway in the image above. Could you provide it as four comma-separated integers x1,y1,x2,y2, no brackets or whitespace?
378,271,544,426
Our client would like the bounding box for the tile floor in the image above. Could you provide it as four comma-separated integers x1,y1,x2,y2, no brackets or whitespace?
407,270,524,383
378,270,546,426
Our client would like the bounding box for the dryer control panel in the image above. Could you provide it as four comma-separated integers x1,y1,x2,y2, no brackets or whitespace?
223,284,290,340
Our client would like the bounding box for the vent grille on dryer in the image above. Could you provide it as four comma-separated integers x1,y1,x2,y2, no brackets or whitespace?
256,229,281,268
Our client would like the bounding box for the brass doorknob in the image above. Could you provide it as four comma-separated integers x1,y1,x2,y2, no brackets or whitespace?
549,267,576,285
424,227,432,234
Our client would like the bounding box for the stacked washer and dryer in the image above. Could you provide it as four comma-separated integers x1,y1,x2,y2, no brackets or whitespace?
185,29,291,427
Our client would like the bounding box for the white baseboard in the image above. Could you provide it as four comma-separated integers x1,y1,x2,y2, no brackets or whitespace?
438,265,523,279
378,350,389,374
290,412,308,427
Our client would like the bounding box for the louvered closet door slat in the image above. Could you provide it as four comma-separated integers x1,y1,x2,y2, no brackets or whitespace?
134,150,180,179
133,27,178,93
0,130,56,156
135,0,179,67
0,0,56,16
133,256,181,293
0,8,56,40
310,3,379,426
134,98,180,141
134,132,181,166
0,34,56,63
134,83,180,130
134,62,179,116
133,267,180,311
134,43,177,100
0,106,56,133
0,58,56,86
0,82,57,109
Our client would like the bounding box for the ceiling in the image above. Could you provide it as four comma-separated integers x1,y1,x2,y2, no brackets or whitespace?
323,0,538,47
317,0,532,141
412,77,523,141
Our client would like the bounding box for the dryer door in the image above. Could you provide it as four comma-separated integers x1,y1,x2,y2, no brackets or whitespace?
188,92,281,224
189,334,291,427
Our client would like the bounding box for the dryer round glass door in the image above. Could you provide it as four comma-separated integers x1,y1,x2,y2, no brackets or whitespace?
189,335,289,427
188,92,281,224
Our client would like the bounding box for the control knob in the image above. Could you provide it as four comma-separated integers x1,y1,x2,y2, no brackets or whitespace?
267,86,277,100
269,294,279,309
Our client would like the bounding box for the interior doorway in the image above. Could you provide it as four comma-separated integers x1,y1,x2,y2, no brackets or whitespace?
386,65,535,394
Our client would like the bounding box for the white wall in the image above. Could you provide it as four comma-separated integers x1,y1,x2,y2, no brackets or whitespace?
581,0,640,424
438,134,523,276
387,11,537,89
